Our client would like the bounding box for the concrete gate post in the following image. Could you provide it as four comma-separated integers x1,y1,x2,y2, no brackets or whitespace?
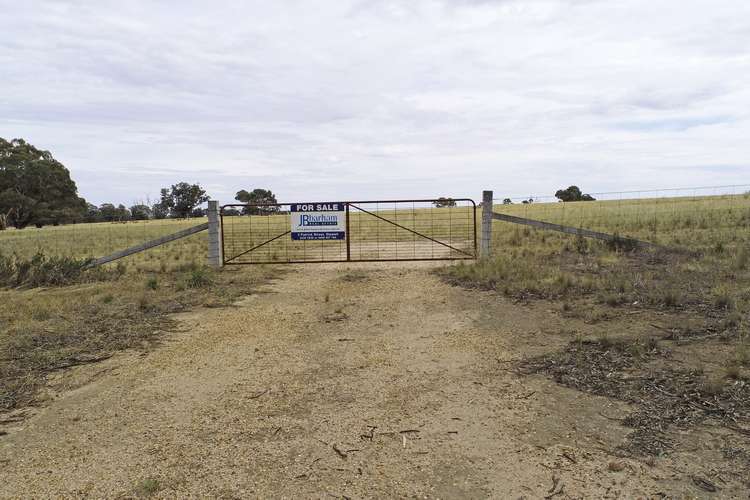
207,200,223,268
481,190,493,259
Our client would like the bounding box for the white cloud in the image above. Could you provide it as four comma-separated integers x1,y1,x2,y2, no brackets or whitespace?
1,0,748,204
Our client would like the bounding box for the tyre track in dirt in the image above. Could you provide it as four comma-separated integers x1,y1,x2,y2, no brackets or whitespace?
0,263,715,498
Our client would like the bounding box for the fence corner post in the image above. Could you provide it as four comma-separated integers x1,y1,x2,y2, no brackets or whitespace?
481,190,493,259
207,200,223,268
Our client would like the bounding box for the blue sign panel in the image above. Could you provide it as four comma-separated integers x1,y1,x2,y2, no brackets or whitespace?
291,202,346,240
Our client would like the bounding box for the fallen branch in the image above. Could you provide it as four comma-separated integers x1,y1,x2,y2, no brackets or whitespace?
249,389,269,399
547,475,560,494
47,354,114,372
544,483,564,499
561,452,577,464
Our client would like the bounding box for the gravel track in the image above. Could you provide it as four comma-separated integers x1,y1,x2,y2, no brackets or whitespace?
0,263,735,498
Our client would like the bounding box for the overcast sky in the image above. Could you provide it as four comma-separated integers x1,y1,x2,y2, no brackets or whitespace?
1,0,749,205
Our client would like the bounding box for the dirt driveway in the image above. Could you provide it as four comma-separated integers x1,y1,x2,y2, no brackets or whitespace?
0,264,739,498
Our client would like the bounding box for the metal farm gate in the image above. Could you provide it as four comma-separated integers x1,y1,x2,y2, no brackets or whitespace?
220,199,476,265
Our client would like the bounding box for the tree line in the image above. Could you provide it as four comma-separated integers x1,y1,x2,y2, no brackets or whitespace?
499,186,596,205
0,138,279,230
1,137,600,230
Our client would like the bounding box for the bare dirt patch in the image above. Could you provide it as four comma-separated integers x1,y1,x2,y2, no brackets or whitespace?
1,262,748,497
520,337,750,463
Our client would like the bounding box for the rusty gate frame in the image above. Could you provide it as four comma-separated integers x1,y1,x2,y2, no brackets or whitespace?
220,198,477,265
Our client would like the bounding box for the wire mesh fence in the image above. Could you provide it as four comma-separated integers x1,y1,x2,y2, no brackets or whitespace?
0,218,209,272
1,185,748,272
492,184,750,251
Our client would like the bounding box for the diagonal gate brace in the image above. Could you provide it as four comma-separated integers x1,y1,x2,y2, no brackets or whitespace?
348,203,475,257
224,230,291,264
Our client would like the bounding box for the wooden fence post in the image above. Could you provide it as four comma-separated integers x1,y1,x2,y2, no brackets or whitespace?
481,190,493,259
207,200,223,268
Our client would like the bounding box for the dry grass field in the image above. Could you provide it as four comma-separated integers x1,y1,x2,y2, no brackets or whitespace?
1,192,749,496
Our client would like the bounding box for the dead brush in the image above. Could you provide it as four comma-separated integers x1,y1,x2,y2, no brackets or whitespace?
660,288,682,308
734,247,749,271
713,286,734,310
521,336,750,458
0,252,101,288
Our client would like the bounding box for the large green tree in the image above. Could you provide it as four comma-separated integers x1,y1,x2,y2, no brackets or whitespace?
158,182,210,218
0,138,86,228
433,197,456,208
555,185,596,202
235,188,279,215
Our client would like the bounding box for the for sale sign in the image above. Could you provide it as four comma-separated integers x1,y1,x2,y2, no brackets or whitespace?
290,202,346,240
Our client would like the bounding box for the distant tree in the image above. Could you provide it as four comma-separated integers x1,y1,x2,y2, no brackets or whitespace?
433,197,457,208
190,207,206,218
222,207,241,216
502,198,513,205
158,182,210,218
235,188,278,215
98,203,116,222
114,204,131,222
521,198,534,204
152,202,169,220
0,138,87,228
555,185,596,202
83,203,101,223
129,204,152,221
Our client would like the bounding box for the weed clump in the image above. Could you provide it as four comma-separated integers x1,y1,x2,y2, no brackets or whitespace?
0,252,95,287
184,266,213,288
145,276,159,290
660,288,682,308
134,478,161,497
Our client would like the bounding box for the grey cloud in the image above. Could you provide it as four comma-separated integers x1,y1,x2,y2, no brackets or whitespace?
1,0,749,205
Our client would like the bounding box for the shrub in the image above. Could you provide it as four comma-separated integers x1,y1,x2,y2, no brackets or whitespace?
134,478,160,497
185,267,212,288
607,233,639,252
145,276,158,290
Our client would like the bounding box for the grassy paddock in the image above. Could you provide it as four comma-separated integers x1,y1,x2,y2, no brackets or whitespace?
445,194,749,306
494,193,750,251
0,218,209,273
1,194,748,268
